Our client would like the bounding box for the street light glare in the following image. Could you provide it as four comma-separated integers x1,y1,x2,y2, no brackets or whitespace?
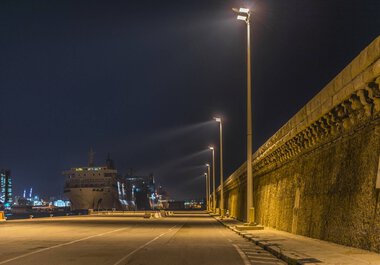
209,146,214,150
237,15,247,21
239,8,250,14
214,117,222,123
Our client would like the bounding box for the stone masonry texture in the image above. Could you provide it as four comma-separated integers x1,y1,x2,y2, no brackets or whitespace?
217,36,380,252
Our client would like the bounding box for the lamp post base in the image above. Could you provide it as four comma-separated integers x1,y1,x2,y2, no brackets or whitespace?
245,207,255,223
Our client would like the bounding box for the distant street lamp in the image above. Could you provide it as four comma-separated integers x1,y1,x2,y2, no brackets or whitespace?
214,117,224,217
233,7,255,224
209,146,216,213
204,172,208,211
205,163,211,212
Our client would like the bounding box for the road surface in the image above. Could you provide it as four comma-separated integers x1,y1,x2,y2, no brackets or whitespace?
0,212,284,265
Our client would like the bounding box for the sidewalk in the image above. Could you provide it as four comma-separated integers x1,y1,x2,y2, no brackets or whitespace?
216,217,380,265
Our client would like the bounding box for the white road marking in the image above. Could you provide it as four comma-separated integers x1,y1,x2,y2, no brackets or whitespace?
233,244,251,265
0,227,127,265
113,224,179,265
169,225,177,231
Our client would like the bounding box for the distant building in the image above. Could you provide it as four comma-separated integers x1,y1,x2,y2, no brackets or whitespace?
0,169,13,209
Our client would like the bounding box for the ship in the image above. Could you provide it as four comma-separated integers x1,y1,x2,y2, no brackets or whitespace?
63,152,129,211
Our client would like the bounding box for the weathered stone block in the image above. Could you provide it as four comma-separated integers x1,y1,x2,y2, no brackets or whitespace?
321,97,333,114
342,67,352,86
367,36,380,66
373,59,380,77
350,53,362,79
334,74,344,93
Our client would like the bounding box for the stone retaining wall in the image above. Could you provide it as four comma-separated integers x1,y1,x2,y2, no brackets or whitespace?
217,36,380,252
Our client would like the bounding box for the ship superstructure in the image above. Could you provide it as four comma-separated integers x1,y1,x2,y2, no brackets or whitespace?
63,154,128,211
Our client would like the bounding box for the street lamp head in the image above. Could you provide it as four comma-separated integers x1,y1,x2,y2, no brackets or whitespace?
237,15,248,21
213,117,222,123
204,172,207,177
239,8,250,14
232,7,250,14
233,7,250,22
209,146,214,150
205,163,210,167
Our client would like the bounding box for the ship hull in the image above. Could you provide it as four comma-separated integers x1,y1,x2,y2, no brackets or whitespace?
65,187,121,211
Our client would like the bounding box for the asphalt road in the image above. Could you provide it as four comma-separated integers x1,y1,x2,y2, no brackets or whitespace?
0,212,284,265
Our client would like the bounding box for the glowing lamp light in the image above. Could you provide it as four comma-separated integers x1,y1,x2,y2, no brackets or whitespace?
239,8,250,14
209,146,214,150
205,163,210,167
237,15,247,21
214,117,222,123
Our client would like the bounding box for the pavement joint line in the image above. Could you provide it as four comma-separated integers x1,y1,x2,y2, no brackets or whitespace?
112,224,179,265
0,227,127,265
232,244,252,265
212,216,299,265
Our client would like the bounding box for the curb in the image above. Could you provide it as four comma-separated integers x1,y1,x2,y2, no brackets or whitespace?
212,216,307,265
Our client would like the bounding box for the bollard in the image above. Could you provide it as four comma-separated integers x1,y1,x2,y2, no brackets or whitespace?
0,211,5,222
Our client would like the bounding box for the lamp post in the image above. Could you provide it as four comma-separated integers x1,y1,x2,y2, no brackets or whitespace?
204,172,208,211
233,7,254,224
214,117,224,217
205,163,211,212
209,146,216,213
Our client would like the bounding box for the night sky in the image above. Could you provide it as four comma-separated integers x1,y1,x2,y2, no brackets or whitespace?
1,0,379,200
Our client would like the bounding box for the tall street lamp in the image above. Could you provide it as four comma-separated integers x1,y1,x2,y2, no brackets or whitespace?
214,117,224,217
205,163,211,212
204,172,208,211
209,146,216,213
233,7,254,224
